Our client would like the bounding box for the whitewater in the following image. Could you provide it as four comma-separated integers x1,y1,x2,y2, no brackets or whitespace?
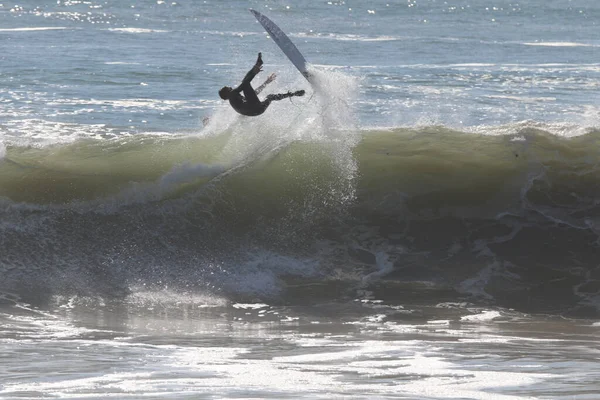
1,0,600,398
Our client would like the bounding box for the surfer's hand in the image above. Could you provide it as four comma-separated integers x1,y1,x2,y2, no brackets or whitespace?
266,73,276,84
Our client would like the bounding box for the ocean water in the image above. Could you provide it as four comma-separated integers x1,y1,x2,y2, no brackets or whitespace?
1,0,600,398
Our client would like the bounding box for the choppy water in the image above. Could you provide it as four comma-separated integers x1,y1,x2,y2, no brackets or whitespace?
2,298,600,399
1,0,599,398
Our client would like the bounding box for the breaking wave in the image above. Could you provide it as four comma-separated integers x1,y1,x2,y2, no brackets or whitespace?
2,122,599,316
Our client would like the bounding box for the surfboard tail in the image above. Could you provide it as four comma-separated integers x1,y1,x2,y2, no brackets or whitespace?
249,9,311,82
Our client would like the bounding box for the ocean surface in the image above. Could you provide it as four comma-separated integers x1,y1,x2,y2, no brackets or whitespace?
1,0,600,398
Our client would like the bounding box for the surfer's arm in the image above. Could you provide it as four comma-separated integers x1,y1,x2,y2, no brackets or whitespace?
255,73,276,94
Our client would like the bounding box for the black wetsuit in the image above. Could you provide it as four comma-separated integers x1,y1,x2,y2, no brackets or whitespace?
228,68,296,117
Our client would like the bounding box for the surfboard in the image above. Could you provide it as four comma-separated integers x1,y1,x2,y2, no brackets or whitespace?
249,9,311,81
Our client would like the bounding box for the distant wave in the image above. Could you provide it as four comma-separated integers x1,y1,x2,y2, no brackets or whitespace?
0,27,69,32
104,61,141,65
523,41,598,48
294,32,401,42
108,28,169,34
485,95,557,103
197,30,258,37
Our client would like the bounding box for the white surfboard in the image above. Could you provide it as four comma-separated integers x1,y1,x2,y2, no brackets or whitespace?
250,9,311,81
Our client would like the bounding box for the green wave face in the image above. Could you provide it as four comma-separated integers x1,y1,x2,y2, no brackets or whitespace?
1,126,600,316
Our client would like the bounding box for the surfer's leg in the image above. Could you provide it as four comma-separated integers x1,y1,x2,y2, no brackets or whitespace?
264,90,305,102
260,90,304,112
238,53,263,88
240,69,258,87
242,84,261,105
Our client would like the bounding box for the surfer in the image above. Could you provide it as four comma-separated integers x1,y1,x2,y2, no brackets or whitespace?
218,52,305,116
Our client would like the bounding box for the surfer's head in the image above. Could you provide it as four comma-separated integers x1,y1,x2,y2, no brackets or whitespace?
219,86,232,100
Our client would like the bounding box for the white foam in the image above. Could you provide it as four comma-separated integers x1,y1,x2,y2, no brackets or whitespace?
104,61,141,65
427,320,451,325
486,94,557,103
460,310,502,323
2,311,107,340
0,141,5,160
0,309,572,399
45,98,214,112
306,66,360,134
365,314,387,323
2,119,123,147
103,98,193,109
232,303,269,310
449,63,498,68
294,32,401,42
197,30,258,37
523,41,597,48
125,288,227,309
108,27,169,34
